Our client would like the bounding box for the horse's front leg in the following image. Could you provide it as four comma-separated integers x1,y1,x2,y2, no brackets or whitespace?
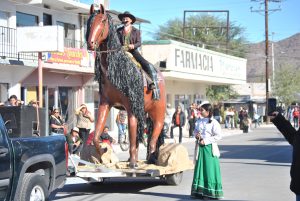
127,113,138,168
93,102,111,157
147,120,164,163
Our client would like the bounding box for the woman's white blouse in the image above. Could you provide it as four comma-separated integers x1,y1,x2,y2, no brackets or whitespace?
194,118,222,145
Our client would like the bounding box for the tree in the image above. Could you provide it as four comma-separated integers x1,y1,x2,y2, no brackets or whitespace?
153,14,247,57
272,64,300,105
206,85,238,104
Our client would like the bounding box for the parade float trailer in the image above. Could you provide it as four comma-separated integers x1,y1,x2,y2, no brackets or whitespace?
67,143,194,185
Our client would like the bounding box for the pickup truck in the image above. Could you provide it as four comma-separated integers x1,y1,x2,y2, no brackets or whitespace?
0,110,66,201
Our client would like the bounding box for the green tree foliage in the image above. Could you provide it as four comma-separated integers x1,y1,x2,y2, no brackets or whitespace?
153,14,247,57
206,85,238,103
272,64,300,105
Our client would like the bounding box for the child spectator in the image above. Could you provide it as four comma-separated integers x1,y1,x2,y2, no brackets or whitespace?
100,126,116,146
66,127,83,155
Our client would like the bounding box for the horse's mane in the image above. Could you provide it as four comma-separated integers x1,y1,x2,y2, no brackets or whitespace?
94,14,145,141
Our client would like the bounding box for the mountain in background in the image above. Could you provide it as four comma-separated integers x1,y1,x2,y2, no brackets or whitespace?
246,33,300,82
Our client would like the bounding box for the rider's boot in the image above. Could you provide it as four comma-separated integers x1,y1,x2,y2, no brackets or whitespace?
145,64,160,100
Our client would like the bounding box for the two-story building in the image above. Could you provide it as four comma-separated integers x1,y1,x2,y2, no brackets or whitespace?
0,0,102,129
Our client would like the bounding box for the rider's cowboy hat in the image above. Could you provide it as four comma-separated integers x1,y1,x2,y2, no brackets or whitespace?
118,11,136,24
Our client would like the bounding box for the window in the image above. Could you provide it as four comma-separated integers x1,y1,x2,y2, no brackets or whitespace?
57,21,75,48
16,12,38,27
43,13,52,26
0,10,8,27
0,83,8,103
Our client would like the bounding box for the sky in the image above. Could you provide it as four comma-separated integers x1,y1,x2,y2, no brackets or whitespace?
83,0,300,43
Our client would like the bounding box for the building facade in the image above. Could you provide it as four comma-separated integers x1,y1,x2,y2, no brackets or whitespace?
141,40,247,111
0,0,102,132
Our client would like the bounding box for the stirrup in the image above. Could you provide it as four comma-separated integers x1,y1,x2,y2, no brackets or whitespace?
148,82,156,90
152,89,160,100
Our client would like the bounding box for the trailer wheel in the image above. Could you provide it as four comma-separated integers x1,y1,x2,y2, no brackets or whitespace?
19,173,49,201
165,171,183,185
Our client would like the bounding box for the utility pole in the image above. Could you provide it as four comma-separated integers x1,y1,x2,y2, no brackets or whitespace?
251,0,281,124
265,0,270,123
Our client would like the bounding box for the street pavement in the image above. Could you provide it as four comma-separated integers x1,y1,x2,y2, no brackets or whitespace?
52,123,295,201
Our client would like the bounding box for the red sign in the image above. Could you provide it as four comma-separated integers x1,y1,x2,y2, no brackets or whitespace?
47,48,87,65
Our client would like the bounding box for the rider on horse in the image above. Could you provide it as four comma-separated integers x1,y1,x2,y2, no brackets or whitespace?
117,11,160,100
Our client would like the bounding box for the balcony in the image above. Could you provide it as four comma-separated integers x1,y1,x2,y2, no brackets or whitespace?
0,26,86,62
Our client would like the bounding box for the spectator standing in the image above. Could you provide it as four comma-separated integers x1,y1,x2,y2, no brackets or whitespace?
253,111,261,128
238,107,245,130
75,104,94,146
213,104,221,123
50,108,65,135
170,105,186,143
191,102,223,199
6,95,18,106
271,112,300,201
66,127,83,155
293,106,299,128
224,107,234,129
187,103,197,138
116,110,128,143
164,103,173,137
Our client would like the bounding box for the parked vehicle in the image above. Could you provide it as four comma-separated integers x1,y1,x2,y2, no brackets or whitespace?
0,110,66,201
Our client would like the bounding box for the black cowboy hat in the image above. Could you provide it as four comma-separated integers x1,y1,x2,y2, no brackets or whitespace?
118,11,136,24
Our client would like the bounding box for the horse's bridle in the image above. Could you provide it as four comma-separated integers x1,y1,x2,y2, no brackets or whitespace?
88,11,121,54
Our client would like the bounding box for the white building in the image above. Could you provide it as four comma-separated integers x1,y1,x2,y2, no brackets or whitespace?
141,40,247,110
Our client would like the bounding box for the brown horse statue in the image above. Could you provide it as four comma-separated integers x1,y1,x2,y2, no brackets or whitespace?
86,4,166,168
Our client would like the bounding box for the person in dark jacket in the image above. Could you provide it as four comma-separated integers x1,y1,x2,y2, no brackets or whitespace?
271,112,300,201
170,105,186,143
116,11,160,100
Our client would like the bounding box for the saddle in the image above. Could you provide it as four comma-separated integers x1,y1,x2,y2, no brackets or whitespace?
124,51,157,88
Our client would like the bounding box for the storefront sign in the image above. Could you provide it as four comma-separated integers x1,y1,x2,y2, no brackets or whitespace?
168,43,246,80
46,48,94,66
175,48,214,72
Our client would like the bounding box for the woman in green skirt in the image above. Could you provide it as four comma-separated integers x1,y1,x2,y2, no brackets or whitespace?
191,102,224,199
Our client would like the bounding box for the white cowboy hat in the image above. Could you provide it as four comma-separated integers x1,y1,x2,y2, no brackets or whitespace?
72,127,80,133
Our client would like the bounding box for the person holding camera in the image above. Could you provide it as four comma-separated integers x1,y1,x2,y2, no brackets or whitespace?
271,111,300,201
75,104,94,146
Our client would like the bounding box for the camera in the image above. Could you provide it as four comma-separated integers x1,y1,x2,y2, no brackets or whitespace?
267,98,277,116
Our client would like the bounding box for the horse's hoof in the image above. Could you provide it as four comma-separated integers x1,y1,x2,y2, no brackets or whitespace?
129,163,138,169
147,153,156,164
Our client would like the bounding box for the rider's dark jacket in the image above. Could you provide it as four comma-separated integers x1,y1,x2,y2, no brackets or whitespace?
272,113,300,195
116,26,141,51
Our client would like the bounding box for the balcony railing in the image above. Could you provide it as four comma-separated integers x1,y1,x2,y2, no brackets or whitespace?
0,26,86,61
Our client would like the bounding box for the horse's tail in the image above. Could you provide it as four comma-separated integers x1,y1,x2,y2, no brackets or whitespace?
137,118,144,143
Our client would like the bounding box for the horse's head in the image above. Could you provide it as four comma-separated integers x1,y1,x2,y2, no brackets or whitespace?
86,4,109,50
